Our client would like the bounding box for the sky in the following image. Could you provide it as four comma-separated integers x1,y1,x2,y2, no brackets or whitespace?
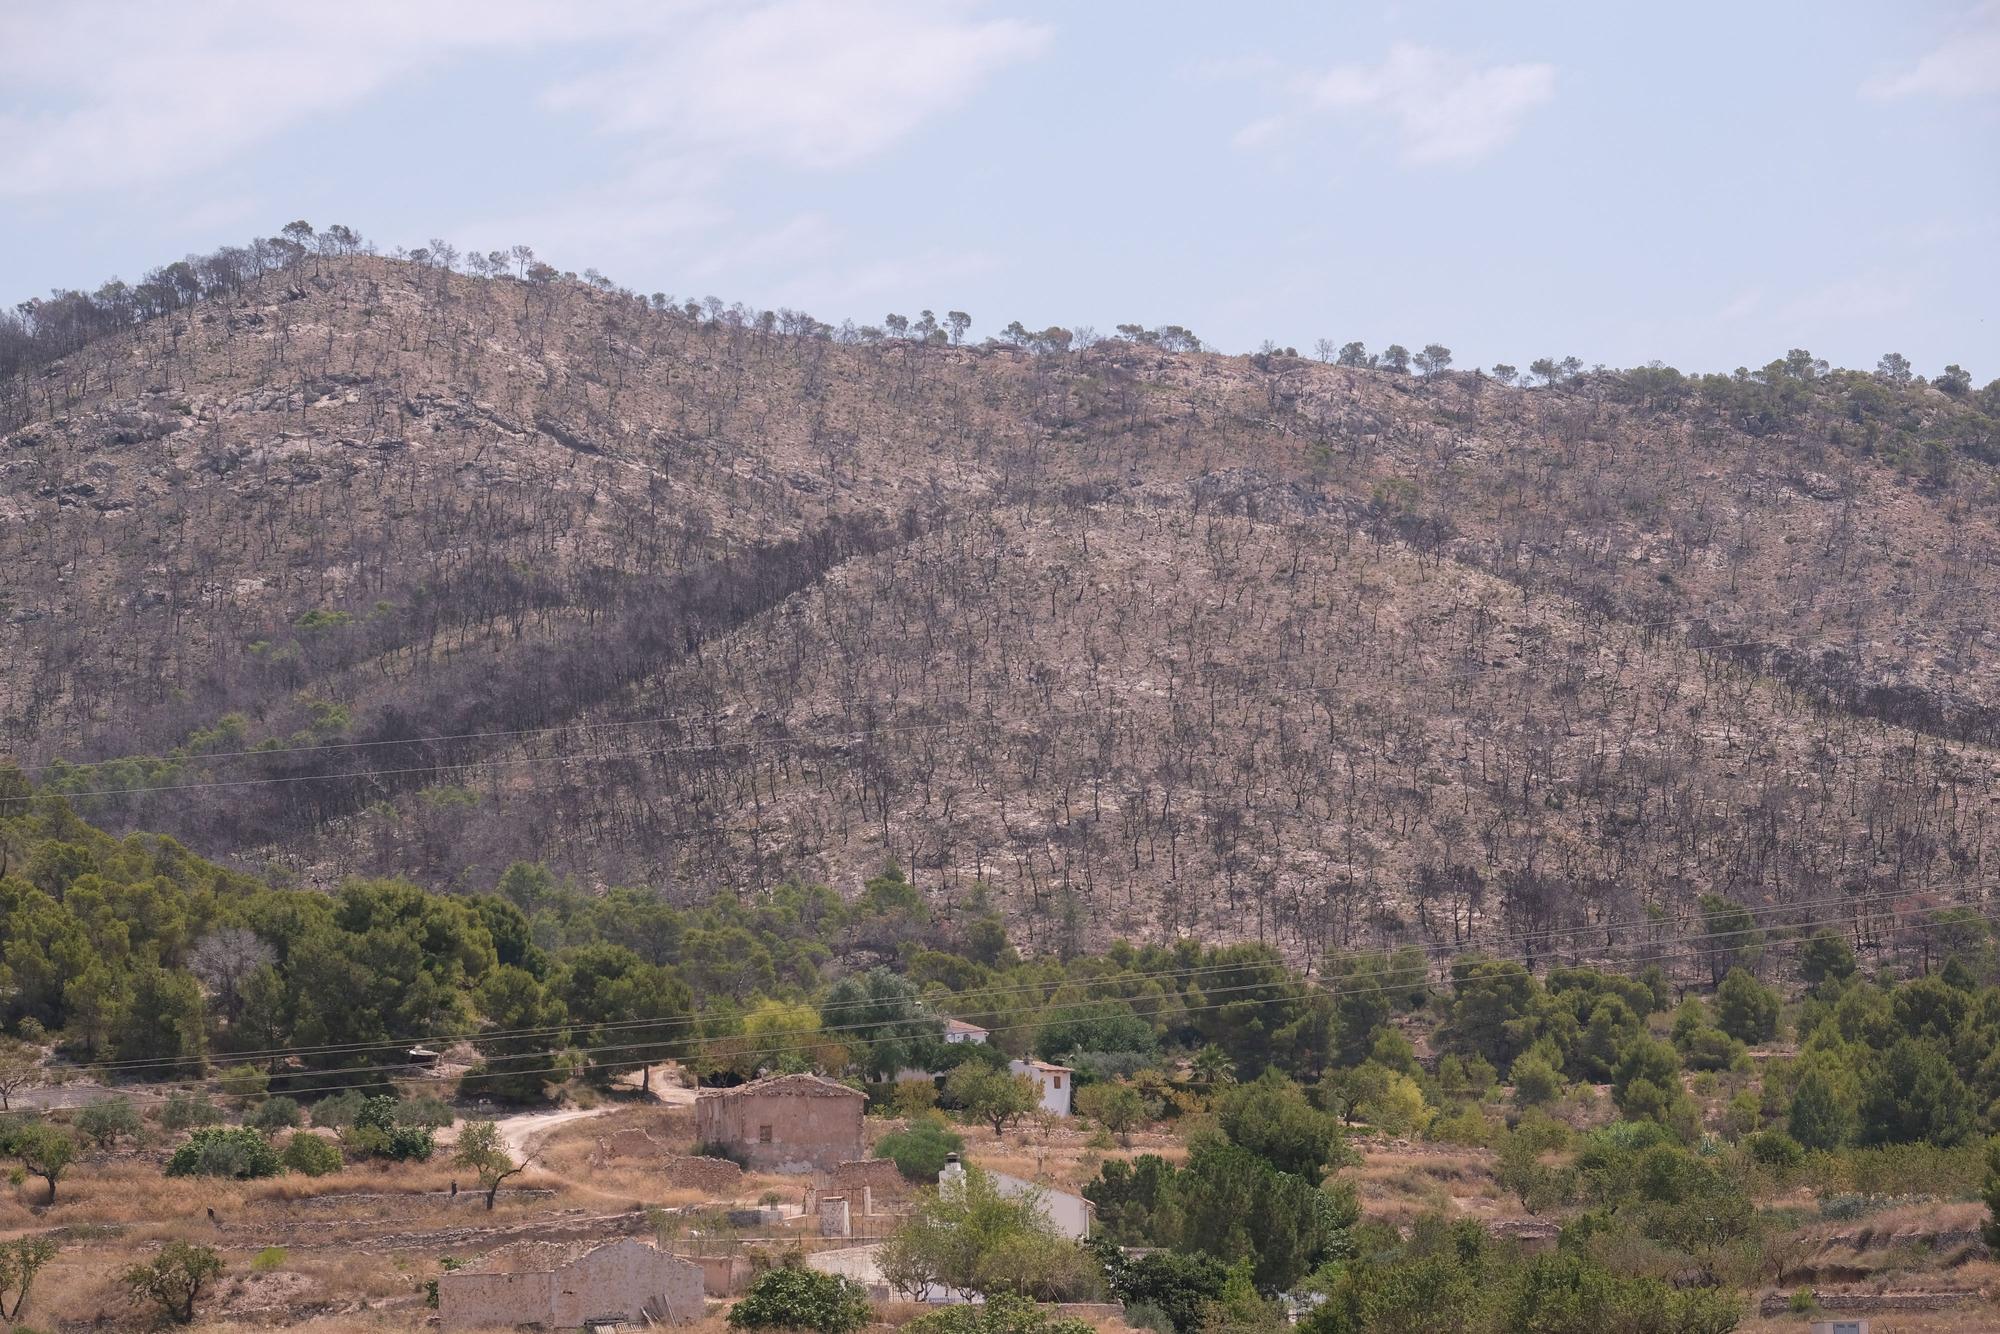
1,0,1994,378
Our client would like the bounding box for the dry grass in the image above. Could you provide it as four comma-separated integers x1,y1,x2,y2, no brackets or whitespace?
1741,1309,2000,1333
1345,1143,1504,1226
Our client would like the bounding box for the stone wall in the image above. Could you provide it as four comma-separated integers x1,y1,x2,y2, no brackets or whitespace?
661,1153,746,1194
438,1239,704,1330
829,1158,908,1206
690,1253,753,1296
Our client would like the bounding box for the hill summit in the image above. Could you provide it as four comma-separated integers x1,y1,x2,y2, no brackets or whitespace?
4,242,1998,962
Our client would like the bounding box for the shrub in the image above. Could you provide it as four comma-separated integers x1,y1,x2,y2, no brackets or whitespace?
280,1132,343,1177
349,1124,434,1162
310,1089,365,1129
77,1096,143,1147
876,1118,965,1182
250,1246,287,1273
246,1096,302,1132
159,1093,224,1131
123,1241,222,1325
217,1064,270,1103
727,1264,871,1334
1425,1104,1493,1147
1510,1053,1562,1106
1745,1130,1804,1170
166,1127,282,1179
1715,969,1781,1044
339,1096,435,1160
905,1294,1094,1334
396,1096,456,1130
1095,1244,1230,1334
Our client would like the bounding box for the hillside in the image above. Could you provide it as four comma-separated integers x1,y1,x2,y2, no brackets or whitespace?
4,247,1999,961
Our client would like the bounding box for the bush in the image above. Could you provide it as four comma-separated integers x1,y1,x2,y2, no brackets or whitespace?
217,1064,270,1103
159,1093,224,1131
347,1123,435,1162
1096,1244,1230,1334
1510,1052,1562,1106
1746,1130,1804,1170
77,1096,143,1147
337,1095,435,1160
396,1096,456,1130
246,1096,302,1132
123,1241,222,1325
876,1118,964,1182
1425,1104,1493,1147
1715,969,1781,1044
280,1132,343,1177
905,1294,1094,1334
250,1246,287,1273
727,1264,871,1334
310,1089,365,1129
1121,1302,1175,1334
166,1127,282,1179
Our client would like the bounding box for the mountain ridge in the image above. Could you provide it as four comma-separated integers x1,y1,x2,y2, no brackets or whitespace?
5,247,1999,961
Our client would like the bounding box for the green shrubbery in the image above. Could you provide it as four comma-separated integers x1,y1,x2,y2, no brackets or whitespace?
727,1265,871,1334
875,1116,964,1182
76,1097,143,1147
279,1132,344,1176
905,1295,1094,1334
166,1127,281,1179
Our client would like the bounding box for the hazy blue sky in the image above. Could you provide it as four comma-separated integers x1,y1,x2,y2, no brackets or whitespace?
3,1,1994,377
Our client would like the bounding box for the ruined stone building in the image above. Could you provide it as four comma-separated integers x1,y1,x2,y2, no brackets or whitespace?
436,1238,704,1330
694,1072,866,1173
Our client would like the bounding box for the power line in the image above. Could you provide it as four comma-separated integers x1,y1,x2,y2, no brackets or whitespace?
71,881,1953,1079
37,901,1971,1110
77,878,1927,1074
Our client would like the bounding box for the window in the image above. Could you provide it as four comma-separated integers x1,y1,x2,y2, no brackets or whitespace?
1051,1075,1063,1090
758,1125,773,1143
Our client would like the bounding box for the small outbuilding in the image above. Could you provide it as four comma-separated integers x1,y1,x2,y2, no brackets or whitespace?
1009,1058,1073,1116
694,1072,866,1173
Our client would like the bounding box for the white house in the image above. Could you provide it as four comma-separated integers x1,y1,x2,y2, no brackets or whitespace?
938,1155,1091,1240
1008,1058,1073,1116
896,1019,991,1082
989,1169,1091,1239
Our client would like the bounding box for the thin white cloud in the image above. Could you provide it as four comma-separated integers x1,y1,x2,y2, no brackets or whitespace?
0,1,676,199
1716,288,1765,324
1231,116,1288,151
0,0,1045,198
1862,3,2000,100
546,0,1050,171
1310,43,1556,165
457,2,1045,294
1777,272,1920,327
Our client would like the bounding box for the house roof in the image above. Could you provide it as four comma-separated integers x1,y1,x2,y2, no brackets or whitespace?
1012,1058,1073,1073
945,1019,988,1036
988,1168,1091,1209
699,1072,866,1100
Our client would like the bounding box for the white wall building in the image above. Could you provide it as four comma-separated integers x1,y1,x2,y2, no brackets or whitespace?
1009,1058,1073,1116
988,1169,1091,1239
